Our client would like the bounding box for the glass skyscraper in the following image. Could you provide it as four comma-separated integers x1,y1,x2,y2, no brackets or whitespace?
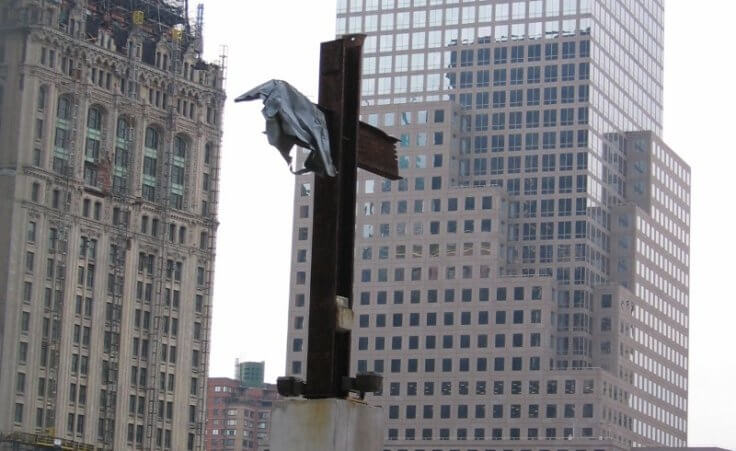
286,1,689,449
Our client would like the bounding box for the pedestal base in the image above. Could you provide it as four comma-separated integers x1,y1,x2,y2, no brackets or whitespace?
268,398,384,451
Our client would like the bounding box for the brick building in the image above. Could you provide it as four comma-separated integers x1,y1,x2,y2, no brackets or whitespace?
206,377,278,451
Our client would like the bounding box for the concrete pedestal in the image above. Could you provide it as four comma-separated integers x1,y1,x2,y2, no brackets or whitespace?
268,398,384,451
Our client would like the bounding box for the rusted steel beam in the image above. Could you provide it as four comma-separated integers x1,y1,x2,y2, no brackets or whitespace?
305,35,365,399
357,122,401,181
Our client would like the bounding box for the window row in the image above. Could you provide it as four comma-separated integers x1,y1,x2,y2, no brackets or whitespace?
509,197,589,219
132,282,205,315
456,86,589,110
339,0,591,19
357,242,495,260
384,378,594,396
463,174,586,197
357,355,544,373
43,96,215,206
290,284,543,310
355,331,543,351
458,112,588,137
354,264,497,283
500,175,587,196
357,309,542,328
383,425,595,441
362,72,590,95
452,41,590,66
361,218,494,238
387,401,594,420
449,65,590,89
365,108,444,127
343,18,592,46
358,285,542,303
366,55,589,82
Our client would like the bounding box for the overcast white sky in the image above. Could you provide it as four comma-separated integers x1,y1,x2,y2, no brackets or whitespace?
200,1,736,448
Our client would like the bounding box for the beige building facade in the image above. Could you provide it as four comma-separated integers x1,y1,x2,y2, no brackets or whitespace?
0,1,224,449
286,1,689,450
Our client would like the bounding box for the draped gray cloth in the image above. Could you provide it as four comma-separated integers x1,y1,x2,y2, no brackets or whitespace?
235,80,336,177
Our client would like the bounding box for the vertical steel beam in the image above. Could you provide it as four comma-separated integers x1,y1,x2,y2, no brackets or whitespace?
304,35,364,398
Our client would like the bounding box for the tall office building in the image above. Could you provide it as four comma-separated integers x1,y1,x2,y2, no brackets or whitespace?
0,0,224,449
235,360,265,389
286,0,689,449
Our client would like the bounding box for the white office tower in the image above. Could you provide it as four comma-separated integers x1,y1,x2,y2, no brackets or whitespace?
286,1,689,449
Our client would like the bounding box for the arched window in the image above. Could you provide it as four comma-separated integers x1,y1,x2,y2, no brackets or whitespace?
202,142,214,217
173,135,187,158
117,117,131,140
170,134,188,210
87,106,102,131
83,105,103,186
142,126,160,201
57,95,72,120
113,117,133,194
145,126,160,149
53,95,73,174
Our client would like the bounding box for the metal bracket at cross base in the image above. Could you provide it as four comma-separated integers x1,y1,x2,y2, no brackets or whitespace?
274,35,400,400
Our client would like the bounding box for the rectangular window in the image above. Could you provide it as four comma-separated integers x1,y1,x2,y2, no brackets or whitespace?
492,69,506,86
15,403,24,423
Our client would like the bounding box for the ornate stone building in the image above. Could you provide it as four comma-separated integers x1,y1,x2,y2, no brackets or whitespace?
0,1,225,449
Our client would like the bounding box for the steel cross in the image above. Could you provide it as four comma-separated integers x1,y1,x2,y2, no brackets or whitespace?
298,34,400,399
